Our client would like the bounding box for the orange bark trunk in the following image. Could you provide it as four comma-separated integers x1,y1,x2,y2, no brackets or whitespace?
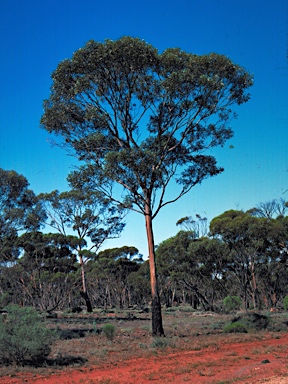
145,204,165,336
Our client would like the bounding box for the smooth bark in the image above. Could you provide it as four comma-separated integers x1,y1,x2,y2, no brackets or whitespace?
145,204,164,336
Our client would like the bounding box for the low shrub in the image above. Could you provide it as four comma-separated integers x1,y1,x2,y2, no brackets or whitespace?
151,337,170,348
232,312,269,331
223,321,248,333
223,296,241,312
246,312,269,330
0,305,57,366
102,323,116,341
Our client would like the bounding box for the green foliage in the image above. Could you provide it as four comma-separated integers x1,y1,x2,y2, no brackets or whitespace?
223,321,248,333
0,168,45,262
231,313,269,331
210,209,288,311
151,337,170,348
283,296,288,311
223,296,241,312
102,323,116,341
156,232,229,311
0,305,57,366
224,312,271,334
42,36,252,225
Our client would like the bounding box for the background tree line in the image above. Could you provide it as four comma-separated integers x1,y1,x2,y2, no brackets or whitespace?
1,167,287,313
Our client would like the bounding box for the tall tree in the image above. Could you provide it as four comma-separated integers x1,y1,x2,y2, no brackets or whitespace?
39,189,125,312
41,37,253,335
0,168,45,262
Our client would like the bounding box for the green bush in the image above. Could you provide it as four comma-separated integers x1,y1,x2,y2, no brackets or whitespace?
151,337,169,349
0,305,57,366
223,296,241,312
284,296,288,311
223,321,248,333
102,323,116,341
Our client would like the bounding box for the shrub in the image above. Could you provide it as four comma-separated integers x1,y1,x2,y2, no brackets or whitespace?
284,296,288,311
151,338,169,348
223,321,248,333
223,296,241,312
102,323,116,341
246,312,269,330
231,312,269,331
0,305,57,366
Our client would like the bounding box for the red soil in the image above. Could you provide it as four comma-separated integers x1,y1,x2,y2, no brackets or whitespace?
1,333,287,384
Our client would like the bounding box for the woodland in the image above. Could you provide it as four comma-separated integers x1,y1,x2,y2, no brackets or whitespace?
1,168,287,317
1,37,287,338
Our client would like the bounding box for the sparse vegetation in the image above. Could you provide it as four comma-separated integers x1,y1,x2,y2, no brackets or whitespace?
0,308,287,382
223,321,248,333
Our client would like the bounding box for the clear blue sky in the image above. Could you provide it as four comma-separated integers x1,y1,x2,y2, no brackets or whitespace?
0,0,287,256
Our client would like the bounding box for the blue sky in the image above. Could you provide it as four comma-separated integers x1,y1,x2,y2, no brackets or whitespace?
0,0,287,256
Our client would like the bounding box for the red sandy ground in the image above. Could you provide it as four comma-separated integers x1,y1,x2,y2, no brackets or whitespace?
1,333,287,384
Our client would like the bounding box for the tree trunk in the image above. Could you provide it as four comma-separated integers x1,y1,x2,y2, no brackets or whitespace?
250,258,258,310
145,205,165,337
79,255,93,313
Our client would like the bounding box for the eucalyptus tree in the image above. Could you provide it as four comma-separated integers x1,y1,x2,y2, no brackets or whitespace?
210,209,288,309
93,246,142,308
15,232,77,311
41,37,253,335
176,214,208,238
0,168,45,262
39,189,125,312
156,231,228,309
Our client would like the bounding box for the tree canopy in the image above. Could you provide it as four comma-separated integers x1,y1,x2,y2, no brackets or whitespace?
42,37,253,217
41,36,253,336
0,168,45,262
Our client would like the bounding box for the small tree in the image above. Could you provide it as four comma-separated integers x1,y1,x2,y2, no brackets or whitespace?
39,189,125,312
41,37,253,335
0,305,56,366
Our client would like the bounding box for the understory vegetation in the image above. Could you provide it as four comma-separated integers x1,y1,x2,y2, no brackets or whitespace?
0,306,287,372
